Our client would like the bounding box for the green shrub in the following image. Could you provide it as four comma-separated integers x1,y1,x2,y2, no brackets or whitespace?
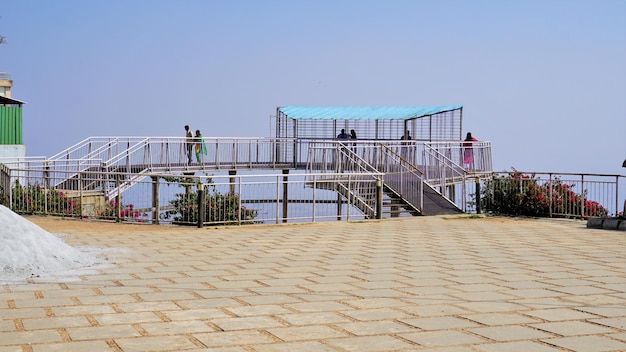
160,177,258,225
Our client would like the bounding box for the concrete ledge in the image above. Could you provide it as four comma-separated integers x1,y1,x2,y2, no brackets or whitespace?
587,217,625,231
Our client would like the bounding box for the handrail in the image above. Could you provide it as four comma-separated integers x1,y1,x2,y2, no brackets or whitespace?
425,141,492,174
306,141,383,218
423,143,468,210
378,143,424,212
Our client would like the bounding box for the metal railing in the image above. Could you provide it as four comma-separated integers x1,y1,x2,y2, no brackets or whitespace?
1,137,499,222
49,137,301,173
482,172,625,218
306,141,383,218
306,141,424,214
0,166,383,224
424,141,492,176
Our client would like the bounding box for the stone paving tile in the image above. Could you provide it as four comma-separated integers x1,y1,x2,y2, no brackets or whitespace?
251,341,337,352
31,340,114,352
92,311,165,325
139,320,216,335
336,320,417,335
523,308,598,321
51,304,118,316
0,346,29,352
461,312,541,326
0,319,15,332
577,305,626,317
66,324,142,340
342,297,407,310
115,301,182,313
77,293,139,305
277,311,352,325
237,294,303,305
224,304,292,317
0,330,62,345
286,300,354,312
590,317,626,330
468,325,556,341
325,335,417,351
474,341,564,352
115,335,199,351
176,298,243,310
532,320,618,336
400,316,480,330
542,335,626,352
266,325,348,341
399,330,486,347
21,316,92,330
341,308,410,321
401,304,473,317
211,316,285,331
0,307,47,319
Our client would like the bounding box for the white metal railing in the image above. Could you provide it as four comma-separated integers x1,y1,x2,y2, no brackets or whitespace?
377,144,424,212
306,141,424,214
425,141,492,175
2,137,496,220
423,144,468,211
306,141,384,218
0,167,383,224
484,172,625,218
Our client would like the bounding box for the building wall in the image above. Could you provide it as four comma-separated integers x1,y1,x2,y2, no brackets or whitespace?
0,145,26,159
0,106,23,144
0,76,12,98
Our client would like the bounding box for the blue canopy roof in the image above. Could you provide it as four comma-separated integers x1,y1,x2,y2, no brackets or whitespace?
278,105,462,120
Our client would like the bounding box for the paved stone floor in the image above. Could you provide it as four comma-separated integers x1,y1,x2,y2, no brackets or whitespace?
1,216,625,352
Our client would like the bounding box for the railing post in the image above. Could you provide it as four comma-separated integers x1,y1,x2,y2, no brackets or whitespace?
616,175,620,217
549,173,553,218
79,172,84,219
152,176,160,225
116,175,122,223
376,179,383,219
197,182,204,228
580,174,585,218
282,169,289,223
475,177,481,214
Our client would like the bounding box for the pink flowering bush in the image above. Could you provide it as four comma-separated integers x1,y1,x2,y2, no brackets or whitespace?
9,181,80,216
482,170,609,219
97,199,144,220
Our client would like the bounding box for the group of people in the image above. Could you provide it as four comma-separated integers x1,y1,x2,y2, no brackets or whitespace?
184,125,207,165
336,129,357,140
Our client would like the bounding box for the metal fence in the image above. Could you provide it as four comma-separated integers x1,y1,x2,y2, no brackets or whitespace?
0,166,385,225
48,136,300,172
482,172,625,219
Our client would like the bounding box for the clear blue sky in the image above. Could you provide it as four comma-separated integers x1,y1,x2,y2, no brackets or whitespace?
1,0,625,175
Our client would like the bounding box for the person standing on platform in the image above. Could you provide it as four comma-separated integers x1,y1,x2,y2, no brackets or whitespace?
463,132,479,170
337,129,349,140
195,130,207,163
349,129,358,153
185,125,194,165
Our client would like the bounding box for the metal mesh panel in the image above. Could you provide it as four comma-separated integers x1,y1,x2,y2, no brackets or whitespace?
274,107,462,141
